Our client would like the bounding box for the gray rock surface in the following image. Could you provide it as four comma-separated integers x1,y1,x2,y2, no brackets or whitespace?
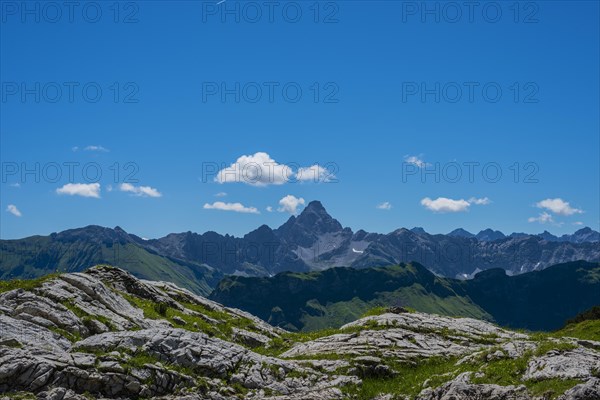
281,313,524,360
343,312,527,341
417,372,531,400
1,265,598,400
558,377,600,400
524,347,600,381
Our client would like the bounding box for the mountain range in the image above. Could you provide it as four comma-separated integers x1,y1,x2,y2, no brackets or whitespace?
1,201,598,295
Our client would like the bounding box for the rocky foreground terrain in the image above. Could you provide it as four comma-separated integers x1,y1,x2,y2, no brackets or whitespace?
0,266,599,399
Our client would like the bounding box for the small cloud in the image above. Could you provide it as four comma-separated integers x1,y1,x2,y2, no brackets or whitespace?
278,195,305,214
56,183,101,198
266,206,274,212
72,146,79,152
404,155,429,168
376,202,392,210
535,198,583,216
119,183,162,198
573,221,584,226
84,145,109,152
421,197,470,213
203,201,259,214
215,192,227,197
106,185,113,192
215,152,292,186
528,212,554,224
9,183,20,188
469,197,491,205
6,204,22,217
421,196,491,213
296,164,335,183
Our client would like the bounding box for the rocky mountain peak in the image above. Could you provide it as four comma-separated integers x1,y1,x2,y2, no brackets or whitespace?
475,229,506,241
296,201,341,229
448,228,475,238
304,199,326,213
539,230,559,241
410,227,428,235
570,227,600,243
275,200,344,247
244,224,277,243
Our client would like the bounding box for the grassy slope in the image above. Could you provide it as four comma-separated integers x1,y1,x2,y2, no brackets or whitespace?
212,263,490,332
212,261,600,332
555,320,600,341
554,306,600,341
300,285,492,331
255,306,596,400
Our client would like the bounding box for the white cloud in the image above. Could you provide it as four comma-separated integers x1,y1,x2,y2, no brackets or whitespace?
421,197,470,213
215,152,335,186
573,221,584,226
6,204,22,217
377,202,392,210
404,155,429,168
72,146,79,152
215,152,292,186
266,206,274,212
203,201,259,214
421,196,491,213
84,145,109,152
215,192,227,197
9,183,20,188
119,183,162,198
278,195,305,214
528,212,554,224
468,197,491,205
56,183,101,198
535,198,583,216
296,164,335,183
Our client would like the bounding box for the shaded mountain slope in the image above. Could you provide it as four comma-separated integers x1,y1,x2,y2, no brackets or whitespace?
0,226,221,295
210,260,600,332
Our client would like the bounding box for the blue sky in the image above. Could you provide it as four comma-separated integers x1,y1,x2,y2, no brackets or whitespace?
1,0,599,239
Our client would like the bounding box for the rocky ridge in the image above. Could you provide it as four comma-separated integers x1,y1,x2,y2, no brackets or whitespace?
0,265,599,399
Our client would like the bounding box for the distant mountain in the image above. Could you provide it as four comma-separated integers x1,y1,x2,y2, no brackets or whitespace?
522,228,599,244
210,260,600,332
509,232,529,239
448,228,474,238
1,201,599,288
538,230,559,241
561,227,600,243
348,228,599,278
475,229,506,241
275,200,345,247
410,227,428,235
